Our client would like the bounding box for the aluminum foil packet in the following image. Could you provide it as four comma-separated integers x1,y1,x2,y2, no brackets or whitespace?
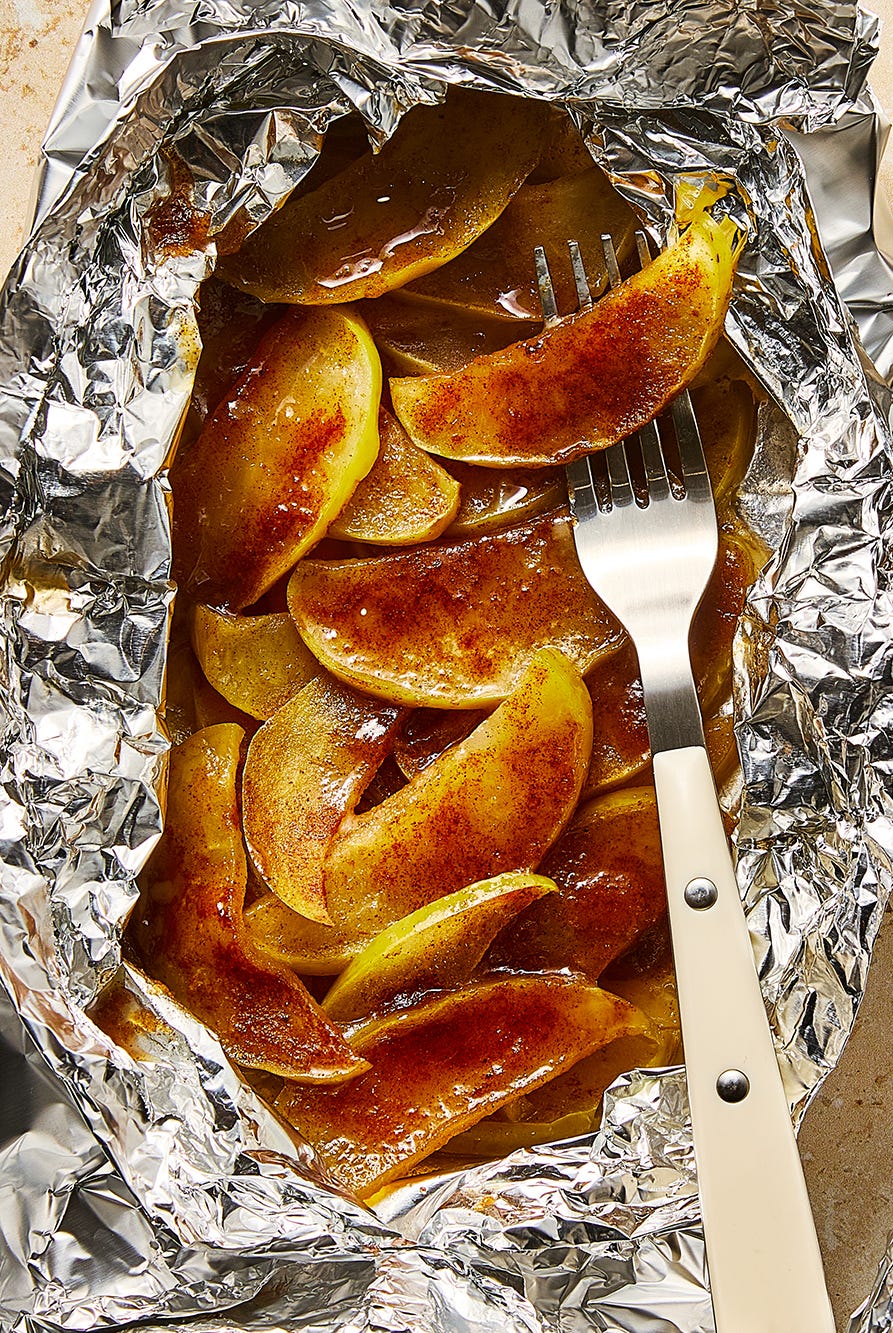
2,0,893,1329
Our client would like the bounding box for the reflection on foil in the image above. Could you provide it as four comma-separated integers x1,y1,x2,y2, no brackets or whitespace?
2,0,893,1329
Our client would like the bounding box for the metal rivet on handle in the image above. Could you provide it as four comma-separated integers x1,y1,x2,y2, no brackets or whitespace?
716,1069,750,1103
684,877,718,910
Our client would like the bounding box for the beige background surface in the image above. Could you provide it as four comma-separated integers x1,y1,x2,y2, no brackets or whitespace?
2,3,893,1327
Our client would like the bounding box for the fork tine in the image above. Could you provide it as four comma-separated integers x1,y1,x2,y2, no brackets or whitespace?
604,440,635,508
566,454,601,519
600,233,622,287
638,418,671,501
533,246,560,326
567,241,593,311
635,230,652,268
671,392,712,499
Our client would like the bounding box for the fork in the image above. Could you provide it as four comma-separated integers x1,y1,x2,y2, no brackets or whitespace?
535,234,836,1332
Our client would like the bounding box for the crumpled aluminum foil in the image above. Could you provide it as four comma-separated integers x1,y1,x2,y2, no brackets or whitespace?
2,0,893,1329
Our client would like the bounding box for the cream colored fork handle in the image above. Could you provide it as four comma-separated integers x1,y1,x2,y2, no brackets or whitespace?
652,745,835,1333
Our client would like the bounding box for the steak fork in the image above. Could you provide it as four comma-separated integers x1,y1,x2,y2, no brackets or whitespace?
535,234,836,1332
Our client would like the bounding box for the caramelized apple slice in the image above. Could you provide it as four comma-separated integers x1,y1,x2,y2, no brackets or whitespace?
191,607,319,720
400,170,637,321
274,975,641,1196
242,677,403,924
324,647,591,943
220,90,547,305
445,461,566,536
487,786,666,979
360,296,538,377
322,873,556,1021
390,202,741,466
246,894,359,975
172,307,381,609
288,509,623,708
327,409,459,545
132,725,366,1082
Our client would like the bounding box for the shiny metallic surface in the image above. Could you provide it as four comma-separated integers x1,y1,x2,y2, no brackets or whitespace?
716,1070,751,1104
685,878,719,910
0,0,892,1330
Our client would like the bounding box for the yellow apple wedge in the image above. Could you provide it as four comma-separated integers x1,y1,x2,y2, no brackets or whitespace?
359,295,538,377
323,648,591,938
218,89,548,305
274,975,642,1196
246,649,591,968
171,306,381,610
390,202,742,466
322,873,557,1021
327,408,460,545
241,676,403,924
445,461,566,536
399,169,637,321
288,509,623,708
131,725,367,1082
191,607,319,720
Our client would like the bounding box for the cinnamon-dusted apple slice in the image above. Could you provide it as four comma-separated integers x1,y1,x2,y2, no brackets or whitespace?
327,409,459,545
360,296,538,377
220,89,548,305
275,975,641,1196
487,786,666,979
288,509,623,708
132,725,366,1082
191,607,319,720
322,873,556,1021
400,169,637,321
323,648,591,941
242,676,403,924
248,649,591,968
172,306,381,610
390,201,741,466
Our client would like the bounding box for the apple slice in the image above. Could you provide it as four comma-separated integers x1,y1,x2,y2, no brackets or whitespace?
172,306,381,610
191,607,319,720
322,648,591,943
360,296,538,377
390,202,742,466
246,894,359,975
487,786,666,979
399,169,637,321
219,89,548,305
327,409,459,545
242,676,403,924
248,649,591,968
132,725,367,1082
274,974,641,1196
322,872,556,1021
288,509,623,707
446,461,566,536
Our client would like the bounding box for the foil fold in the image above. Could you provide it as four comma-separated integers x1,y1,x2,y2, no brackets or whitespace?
2,0,893,1329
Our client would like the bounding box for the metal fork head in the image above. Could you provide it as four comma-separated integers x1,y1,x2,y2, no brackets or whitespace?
535,233,720,754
